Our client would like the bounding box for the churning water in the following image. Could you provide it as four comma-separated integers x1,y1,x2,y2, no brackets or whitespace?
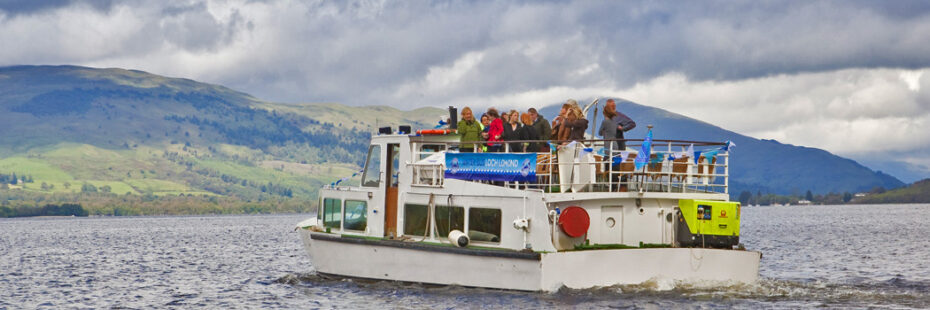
2,204,929,309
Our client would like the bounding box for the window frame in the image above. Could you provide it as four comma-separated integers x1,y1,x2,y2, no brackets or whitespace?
402,203,429,237
467,207,502,244
433,205,465,238
323,198,342,229
343,200,368,232
361,144,382,188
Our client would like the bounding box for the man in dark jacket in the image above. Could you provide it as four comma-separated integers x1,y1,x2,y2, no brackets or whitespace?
528,108,551,151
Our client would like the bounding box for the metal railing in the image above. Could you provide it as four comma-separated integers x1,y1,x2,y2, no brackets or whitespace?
410,138,729,194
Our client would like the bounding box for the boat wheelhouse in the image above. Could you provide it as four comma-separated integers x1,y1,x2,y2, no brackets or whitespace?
297,117,760,292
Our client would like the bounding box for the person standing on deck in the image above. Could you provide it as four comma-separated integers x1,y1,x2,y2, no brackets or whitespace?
502,109,523,152
528,108,551,152
457,107,482,152
551,101,573,141
485,108,504,152
557,101,588,145
598,99,636,151
518,112,541,152
479,113,490,152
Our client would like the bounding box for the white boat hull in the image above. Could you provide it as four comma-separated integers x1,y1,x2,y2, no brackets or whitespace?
300,230,760,292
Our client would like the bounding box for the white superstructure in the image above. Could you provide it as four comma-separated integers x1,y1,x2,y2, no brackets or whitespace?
297,130,759,292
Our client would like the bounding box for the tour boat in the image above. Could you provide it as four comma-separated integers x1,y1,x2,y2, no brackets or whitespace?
296,107,760,292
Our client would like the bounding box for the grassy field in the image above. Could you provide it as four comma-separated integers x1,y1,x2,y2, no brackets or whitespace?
1,142,358,201
261,102,444,131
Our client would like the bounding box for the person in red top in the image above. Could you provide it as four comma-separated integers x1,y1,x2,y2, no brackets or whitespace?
485,108,504,152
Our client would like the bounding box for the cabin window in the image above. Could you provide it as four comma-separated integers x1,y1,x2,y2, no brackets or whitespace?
468,208,501,243
434,206,464,238
344,200,367,231
361,145,382,187
389,144,400,187
403,204,429,237
419,144,446,160
323,198,342,229
317,197,323,222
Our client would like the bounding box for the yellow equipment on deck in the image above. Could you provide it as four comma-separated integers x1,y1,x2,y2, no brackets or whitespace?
675,199,741,248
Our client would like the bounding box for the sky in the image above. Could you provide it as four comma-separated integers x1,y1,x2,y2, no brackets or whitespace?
2,0,930,181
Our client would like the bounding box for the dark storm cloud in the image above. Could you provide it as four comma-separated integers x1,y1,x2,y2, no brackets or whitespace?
2,0,930,105
0,0,115,15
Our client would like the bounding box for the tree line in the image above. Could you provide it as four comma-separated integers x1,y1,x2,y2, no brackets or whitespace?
0,172,34,185
0,203,88,218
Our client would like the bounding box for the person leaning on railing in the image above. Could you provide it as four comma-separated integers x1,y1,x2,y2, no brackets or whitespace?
457,107,482,152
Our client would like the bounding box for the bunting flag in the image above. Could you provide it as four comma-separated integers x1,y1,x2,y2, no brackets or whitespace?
723,140,736,152
329,169,364,187
703,150,719,163
596,147,606,156
649,151,664,168
611,151,631,166
434,118,449,129
692,142,729,164
578,147,594,157
548,142,557,153
634,129,653,170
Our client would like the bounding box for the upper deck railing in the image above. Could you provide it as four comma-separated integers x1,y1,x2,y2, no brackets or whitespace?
409,138,730,195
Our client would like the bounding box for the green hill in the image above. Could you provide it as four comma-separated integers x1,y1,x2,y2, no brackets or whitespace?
0,65,440,213
854,179,930,204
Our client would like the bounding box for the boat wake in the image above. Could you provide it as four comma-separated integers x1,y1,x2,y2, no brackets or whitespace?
276,272,930,309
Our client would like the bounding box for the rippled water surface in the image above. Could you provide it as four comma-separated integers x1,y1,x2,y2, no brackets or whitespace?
2,204,930,308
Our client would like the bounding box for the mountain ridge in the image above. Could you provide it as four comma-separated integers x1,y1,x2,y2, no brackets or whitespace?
0,65,906,203
538,99,904,196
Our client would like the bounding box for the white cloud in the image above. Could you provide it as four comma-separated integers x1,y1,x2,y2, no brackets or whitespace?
618,68,930,155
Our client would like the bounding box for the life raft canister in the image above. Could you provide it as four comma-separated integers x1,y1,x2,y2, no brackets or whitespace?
557,206,590,238
416,129,455,135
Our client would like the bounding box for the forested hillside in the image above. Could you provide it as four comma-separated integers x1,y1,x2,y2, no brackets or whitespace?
0,65,440,214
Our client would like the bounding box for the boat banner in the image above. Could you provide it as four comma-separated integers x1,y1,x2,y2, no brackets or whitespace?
445,153,536,182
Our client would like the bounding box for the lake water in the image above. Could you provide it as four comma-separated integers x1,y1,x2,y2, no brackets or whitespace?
2,204,929,309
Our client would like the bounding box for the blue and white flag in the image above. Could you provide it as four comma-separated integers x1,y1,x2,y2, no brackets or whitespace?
445,153,537,182
723,140,735,152
634,129,653,170
611,151,631,166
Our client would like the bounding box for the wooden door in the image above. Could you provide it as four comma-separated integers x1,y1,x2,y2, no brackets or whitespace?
384,143,400,238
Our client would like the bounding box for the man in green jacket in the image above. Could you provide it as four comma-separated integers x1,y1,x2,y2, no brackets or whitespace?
528,108,551,152
457,107,482,152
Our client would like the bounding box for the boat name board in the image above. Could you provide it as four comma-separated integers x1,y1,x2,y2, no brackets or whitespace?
445,153,536,182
